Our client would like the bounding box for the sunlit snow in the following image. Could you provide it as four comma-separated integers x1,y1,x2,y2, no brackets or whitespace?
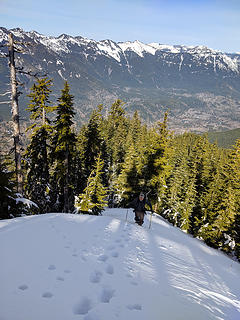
0,209,239,320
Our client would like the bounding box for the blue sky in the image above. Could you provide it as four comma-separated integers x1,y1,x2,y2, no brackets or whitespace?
1,0,240,52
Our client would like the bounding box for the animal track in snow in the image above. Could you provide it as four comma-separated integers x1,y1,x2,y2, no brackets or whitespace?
127,304,142,311
105,264,114,275
99,287,115,303
97,254,108,262
90,270,102,283
42,292,53,298
126,273,133,278
56,276,64,281
64,269,71,274
18,284,28,290
111,251,119,258
107,245,115,250
72,254,78,257
48,264,56,270
73,297,93,315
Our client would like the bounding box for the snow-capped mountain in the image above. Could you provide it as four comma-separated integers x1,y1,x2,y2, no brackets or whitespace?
1,27,240,132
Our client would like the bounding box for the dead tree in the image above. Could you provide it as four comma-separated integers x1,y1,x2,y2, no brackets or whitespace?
8,33,23,195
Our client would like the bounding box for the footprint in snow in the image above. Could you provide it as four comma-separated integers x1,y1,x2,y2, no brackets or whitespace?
81,255,87,262
64,269,71,274
126,273,133,278
56,276,64,281
105,264,114,275
72,254,78,257
111,251,119,258
48,264,56,270
18,284,28,291
107,245,115,250
97,254,108,262
42,292,53,298
130,280,138,286
99,287,115,303
127,304,142,311
73,297,93,315
90,270,102,283
115,239,121,243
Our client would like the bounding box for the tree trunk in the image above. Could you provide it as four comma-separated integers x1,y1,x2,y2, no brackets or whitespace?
8,33,23,195
64,146,69,213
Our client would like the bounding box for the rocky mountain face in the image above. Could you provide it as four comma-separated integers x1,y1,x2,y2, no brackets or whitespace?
0,27,240,132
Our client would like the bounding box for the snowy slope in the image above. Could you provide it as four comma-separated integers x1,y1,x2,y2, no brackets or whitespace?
0,209,239,320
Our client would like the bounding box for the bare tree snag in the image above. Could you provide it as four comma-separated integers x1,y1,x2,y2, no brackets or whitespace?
8,33,23,195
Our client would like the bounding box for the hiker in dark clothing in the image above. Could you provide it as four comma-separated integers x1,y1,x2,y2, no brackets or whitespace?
128,192,153,226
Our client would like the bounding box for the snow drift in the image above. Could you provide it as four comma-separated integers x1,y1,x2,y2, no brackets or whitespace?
0,209,239,320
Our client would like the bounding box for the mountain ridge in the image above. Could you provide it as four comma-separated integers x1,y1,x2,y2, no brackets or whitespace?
0,27,240,132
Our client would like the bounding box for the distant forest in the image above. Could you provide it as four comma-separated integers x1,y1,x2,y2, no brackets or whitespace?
0,78,239,262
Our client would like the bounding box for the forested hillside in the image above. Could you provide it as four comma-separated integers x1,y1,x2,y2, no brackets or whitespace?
207,128,240,148
0,78,239,262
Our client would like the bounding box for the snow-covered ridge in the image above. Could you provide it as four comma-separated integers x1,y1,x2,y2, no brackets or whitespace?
0,210,240,320
0,27,239,73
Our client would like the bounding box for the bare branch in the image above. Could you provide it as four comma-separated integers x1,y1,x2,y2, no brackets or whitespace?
14,41,34,47
0,101,11,105
0,91,11,96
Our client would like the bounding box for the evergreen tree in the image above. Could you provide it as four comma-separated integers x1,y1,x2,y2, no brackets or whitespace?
77,105,108,191
104,100,129,183
226,140,240,259
24,77,54,213
116,138,141,204
50,82,76,212
0,159,15,219
75,154,107,215
83,105,104,180
146,112,172,210
26,77,53,127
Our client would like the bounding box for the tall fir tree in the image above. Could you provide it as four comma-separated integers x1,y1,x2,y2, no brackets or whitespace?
24,78,54,213
146,112,172,210
77,105,108,191
0,158,16,219
116,137,141,204
104,100,129,184
50,81,76,212
75,153,107,215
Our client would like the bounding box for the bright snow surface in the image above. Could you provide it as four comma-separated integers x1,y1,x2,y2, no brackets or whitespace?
0,209,239,320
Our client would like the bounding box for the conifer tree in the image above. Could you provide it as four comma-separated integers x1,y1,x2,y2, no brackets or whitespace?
104,100,129,182
50,82,76,212
146,112,172,210
75,154,107,215
116,138,141,204
82,105,104,180
0,159,15,219
115,111,148,204
24,78,54,213
227,139,240,259
24,128,50,212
